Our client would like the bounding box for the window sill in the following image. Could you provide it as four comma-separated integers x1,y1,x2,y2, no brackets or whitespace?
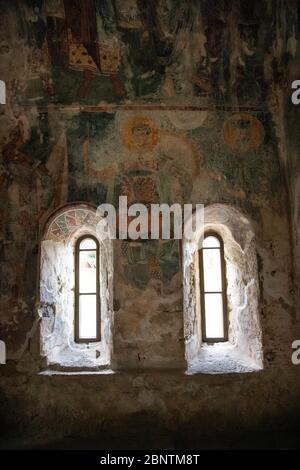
186,342,263,375
39,368,115,376
44,345,110,371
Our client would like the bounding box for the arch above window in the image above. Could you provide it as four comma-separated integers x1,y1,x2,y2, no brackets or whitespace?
43,204,100,244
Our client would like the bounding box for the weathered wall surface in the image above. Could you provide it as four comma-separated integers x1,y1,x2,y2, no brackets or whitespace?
279,65,300,320
0,0,300,448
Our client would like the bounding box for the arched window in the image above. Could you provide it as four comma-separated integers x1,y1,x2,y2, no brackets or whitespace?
199,232,228,342
75,235,100,343
40,205,113,370
183,204,263,373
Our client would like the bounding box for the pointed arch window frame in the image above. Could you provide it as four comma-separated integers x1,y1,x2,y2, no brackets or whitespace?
199,231,228,343
75,234,101,343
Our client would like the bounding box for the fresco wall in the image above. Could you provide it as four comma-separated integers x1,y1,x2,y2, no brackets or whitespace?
2,0,293,107
0,0,300,448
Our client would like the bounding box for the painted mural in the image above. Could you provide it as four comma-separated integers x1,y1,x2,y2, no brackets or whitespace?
44,206,99,243
0,0,296,349
1,3,300,446
12,0,287,106
223,113,265,154
0,106,279,295
121,239,180,290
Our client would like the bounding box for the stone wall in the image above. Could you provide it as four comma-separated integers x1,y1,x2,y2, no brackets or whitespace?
0,0,300,448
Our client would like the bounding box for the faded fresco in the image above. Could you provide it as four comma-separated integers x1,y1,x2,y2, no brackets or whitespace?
0,104,282,340
0,0,300,447
7,0,295,106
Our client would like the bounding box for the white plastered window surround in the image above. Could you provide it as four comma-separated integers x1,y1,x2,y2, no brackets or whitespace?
183,204,263,374
39,205,113,371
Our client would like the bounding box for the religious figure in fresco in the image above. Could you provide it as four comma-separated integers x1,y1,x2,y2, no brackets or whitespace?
114,0,143,29
22,0,208,103
118,173,160,206
0,117,68,242
22,0,244,104
234,22,264,103
19,0,277,106
154,0,199,98
44,0,65,19
43,0,124,99
193,18,230,100
223,113,265,154
79,112,198,209
121,116,159,153
0,120,52,244
2,121,49,176
121,239,180,290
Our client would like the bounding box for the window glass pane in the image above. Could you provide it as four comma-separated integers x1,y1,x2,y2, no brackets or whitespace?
204,293,224,339
80,238,97,250
79,295,97,339
203,248,222,292
202,236,220,248
79,250,97,293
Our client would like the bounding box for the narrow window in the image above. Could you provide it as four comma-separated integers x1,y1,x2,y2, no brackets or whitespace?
75,236,100,343
199,233,228,342
0,80,6,105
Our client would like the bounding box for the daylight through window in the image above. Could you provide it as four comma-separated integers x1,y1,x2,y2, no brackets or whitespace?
75,236,100,343
199,233,228,342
